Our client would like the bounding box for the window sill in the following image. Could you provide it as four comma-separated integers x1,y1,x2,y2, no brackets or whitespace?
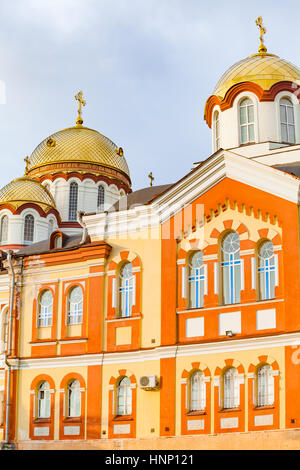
106,314,142,322
112,416,134,421
33,418,51,424
63,417,82,423
254,405,275,410
219,408,241,413
186,411,206,416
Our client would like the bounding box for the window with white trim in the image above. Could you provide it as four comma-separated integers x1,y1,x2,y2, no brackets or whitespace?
221,232,242,305
239,98,255,144
38,290,53,327
67,380,81,417
37,381,51,418
67,286,83,325
24,214,34,243
116,376,132,416
188,251,206,309
257,364,274,407
189,370,206,412
223,367,239,409
0,215,8,244
119,263,134,318
280,97,295,144
258,241,276,300
68,182,78,221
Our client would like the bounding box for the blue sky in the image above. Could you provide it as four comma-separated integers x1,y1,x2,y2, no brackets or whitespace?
0,0,299,190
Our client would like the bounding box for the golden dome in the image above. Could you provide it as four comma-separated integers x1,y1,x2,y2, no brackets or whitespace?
27,126,130,179
213,53,300,99
0,177,56,211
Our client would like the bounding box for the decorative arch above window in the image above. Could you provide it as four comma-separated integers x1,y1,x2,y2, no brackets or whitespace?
280,97,295,143
24,214,34,243
0,215,8,244
59,373,86,440
239,98,255,144
68,182,78,221
221,232,243,305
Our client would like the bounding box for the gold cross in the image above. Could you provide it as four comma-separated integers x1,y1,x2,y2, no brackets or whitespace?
74,90,86,125
148,172,154,187
255,16,267,54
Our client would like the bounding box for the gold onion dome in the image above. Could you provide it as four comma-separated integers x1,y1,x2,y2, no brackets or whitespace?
26,126,130,178
0,176,56,211
213,53,300,99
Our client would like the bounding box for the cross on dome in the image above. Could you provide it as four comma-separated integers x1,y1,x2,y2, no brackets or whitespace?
74,90,86,126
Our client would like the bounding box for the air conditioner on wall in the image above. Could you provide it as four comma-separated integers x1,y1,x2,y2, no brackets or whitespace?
139,375,159,390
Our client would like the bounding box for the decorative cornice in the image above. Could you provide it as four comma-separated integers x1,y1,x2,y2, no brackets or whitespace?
204,81,300,128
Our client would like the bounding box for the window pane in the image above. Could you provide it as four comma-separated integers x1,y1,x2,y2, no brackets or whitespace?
287,106,295,125
248,124,255,142
280,105,286,123
68,286,83,325
240,106,247,125
240,125,247,144
288,125,296,144
0,216,8,243
281,124,288,142
247,105,254,123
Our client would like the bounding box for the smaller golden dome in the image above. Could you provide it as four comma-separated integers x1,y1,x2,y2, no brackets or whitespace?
0,177,56,212
213,53,300,99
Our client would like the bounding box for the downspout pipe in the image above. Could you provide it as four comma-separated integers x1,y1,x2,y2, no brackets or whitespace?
4,250,15,446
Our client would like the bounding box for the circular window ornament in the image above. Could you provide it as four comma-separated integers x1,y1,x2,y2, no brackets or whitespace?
189,251,203,268
120,263,132,279
222,232,240,254
259,241,274,259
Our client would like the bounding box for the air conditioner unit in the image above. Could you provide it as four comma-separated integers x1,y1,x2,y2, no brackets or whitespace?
139,375,159,390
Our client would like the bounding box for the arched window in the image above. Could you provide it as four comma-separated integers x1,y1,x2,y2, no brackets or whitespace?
188,251,206,308
0,215,8,244
38,290,53,328
53,234,62,249
258,241,276,300
257,364,274,407
214,110,220,151
221,232,242,305
67,286,83,325
37,381,51,418
116,377,132,416
97,185,105,212
239,98,255,144
189,371,206,412
67,380,81,417
24,214,34,243
223,368,239,409
119,263,134,318
280,97,295,143
68,182,78,221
